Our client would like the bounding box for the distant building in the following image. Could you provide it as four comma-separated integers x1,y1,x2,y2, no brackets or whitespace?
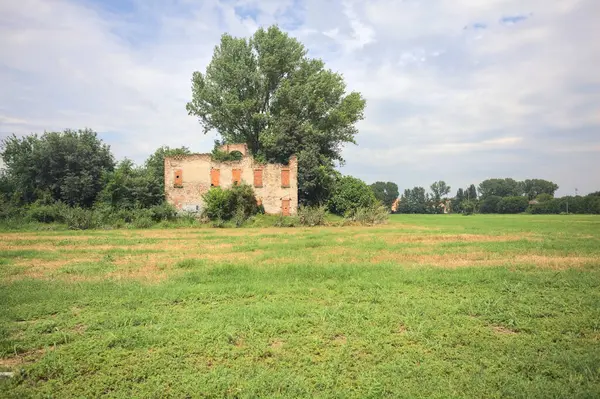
164,144,298,215
391,198,400,213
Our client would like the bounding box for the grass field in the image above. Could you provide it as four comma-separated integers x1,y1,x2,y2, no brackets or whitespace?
1,214,599,398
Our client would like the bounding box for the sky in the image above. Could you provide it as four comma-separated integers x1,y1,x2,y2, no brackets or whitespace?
1,0,599,196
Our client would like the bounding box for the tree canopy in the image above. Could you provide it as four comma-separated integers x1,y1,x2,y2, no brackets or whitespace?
186,25,366,205
0,129,114,207
522,179,559,200
478,178,523,200
370,181,399,210
430,180,451,201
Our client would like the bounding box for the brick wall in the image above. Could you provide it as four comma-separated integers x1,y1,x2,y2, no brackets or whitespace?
164,150,298,215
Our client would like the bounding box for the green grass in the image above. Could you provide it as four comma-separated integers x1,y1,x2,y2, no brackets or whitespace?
1,215,599,398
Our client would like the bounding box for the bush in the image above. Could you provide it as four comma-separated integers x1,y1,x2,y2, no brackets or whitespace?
480,196,502,214
133,216,154,229
26,201,69,223
497,196,529,214
61,207,96,230
149,203,177,222
202,183,259,221
345,204,389,225
298,206,326,226
328,176,377,216
273,214,297,227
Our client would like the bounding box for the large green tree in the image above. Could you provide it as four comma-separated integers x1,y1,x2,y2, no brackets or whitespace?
522,179,558,200
186,26,366,205
397,187,429,214
144,146,191,195
328,176,377,216
370,181,399,210
430,180,451,201
0,129,114,207
478,178,523,200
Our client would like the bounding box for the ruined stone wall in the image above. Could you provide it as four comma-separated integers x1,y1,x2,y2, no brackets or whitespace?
164,152,298,215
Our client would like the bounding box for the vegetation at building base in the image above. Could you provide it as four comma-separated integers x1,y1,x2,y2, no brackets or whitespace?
1,215,599,398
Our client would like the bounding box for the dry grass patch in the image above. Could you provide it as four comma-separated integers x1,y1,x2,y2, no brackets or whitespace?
0,348,48,369
107,264,169,283
382,233,537,245
370,251,599,269
492,326,518,335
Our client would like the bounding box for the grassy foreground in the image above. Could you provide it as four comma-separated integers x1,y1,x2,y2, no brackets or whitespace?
1,215,599,398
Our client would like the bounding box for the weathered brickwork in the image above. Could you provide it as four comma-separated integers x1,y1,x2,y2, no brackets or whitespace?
164,144,298,215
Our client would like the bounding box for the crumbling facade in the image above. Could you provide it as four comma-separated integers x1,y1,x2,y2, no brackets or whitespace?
164,144,298,215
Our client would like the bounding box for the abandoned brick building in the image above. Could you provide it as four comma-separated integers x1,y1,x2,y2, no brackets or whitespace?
164,144,298,215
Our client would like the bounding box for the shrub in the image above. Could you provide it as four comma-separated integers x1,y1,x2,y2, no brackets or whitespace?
497,196,529,214
345,204,389,225
298,206,326,226
232,206,248,228
26,201,69,223
211,149,243,162
202,187,234,221
202,183,258,221
480,196,502,214
273,214,297,227
61,207,96,230
133,216,154,229
149,203,177,222
328,176,377,216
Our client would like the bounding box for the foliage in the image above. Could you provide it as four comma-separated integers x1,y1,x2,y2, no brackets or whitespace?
345,203,389,225
297,148,340,206
328,175,377,216
497,196,529,214
297,205,326,226
0,129,114,207
467,184,478,200
144,146,191,196
148,203,178,222
60,207,96,230
186,25,366,205
478,178,523,200
479,195,502,214
462,200,476,215
523,179,559,200
273,214,297,227
97,159,163,210
535,193,554,203
211,148,244,162
26,201,69,223
397,187,429,214
430,180,451,201
369,181,399,210
201,183,259,221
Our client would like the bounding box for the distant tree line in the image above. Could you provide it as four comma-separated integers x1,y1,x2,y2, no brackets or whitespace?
393,178,600,215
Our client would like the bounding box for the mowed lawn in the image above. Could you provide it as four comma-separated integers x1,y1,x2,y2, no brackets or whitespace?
1,215,599,398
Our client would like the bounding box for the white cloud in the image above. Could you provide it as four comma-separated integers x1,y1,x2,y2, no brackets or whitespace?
0,0,599,195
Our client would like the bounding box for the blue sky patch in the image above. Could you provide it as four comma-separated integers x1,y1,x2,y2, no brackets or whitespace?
500,14,530,24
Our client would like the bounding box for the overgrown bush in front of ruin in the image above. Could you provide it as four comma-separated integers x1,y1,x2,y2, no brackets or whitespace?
201,183,259,223
344,203,389,226
298,205,326,226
